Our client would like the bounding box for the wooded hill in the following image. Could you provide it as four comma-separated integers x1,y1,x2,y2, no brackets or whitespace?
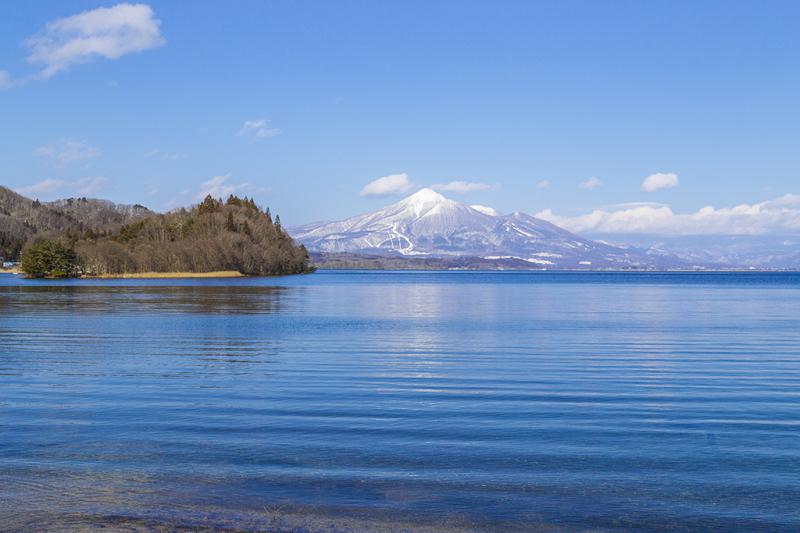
2,185,311,276
69,195,311,276
19,194,311,277
0,185,151,261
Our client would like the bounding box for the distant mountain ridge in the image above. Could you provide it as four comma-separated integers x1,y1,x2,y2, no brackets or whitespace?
291,188,690,269
1,186,152,260
598,233,800,270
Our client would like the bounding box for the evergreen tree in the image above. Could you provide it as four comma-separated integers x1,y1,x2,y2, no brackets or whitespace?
225,211,237,232
21,239,79,278
198,195,221,215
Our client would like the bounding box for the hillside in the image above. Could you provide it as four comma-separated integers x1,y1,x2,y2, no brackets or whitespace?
0,186,151,260
62,195,311,276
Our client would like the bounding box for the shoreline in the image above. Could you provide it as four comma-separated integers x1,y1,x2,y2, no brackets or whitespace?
4,268,800,278
82,271,245,279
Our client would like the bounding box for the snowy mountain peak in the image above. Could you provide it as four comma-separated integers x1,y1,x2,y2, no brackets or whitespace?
404,187,446,203
397,188,458,218
400,187,445,206
289,188,687,268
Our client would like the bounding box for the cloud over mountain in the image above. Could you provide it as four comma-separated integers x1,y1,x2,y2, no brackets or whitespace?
536,194,800,235
360,173,413,197
641,172,679,192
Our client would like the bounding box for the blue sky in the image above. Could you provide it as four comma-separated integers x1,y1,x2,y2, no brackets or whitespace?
1,1,799,234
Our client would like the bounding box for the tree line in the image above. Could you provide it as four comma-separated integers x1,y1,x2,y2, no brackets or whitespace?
21,195,313,277
1,185,151,261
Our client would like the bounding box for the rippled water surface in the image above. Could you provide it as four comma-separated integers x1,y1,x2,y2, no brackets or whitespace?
1,271,799,531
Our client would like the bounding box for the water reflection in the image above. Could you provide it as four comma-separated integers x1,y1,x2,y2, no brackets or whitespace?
0,285,289,315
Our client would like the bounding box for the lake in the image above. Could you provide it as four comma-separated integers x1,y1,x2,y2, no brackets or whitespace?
1,271,799,531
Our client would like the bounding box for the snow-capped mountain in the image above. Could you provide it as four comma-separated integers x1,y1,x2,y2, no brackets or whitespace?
291,188,690,269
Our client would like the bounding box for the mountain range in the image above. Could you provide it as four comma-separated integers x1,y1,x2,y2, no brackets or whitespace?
5,183,798,270
599,233,800,270
291,188,690,269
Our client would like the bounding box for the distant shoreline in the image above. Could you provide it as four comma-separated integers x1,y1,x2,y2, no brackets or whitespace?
307,252,800,273
310,264,800,273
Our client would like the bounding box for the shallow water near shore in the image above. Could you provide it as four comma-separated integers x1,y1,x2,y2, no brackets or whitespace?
1,271,800,531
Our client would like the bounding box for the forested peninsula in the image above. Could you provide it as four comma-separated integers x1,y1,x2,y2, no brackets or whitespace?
1,186,312,278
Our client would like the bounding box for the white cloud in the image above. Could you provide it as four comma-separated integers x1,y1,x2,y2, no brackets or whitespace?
580,176,602,190
431,181,495,194
35,139,100,166
74,176,108,195
15,179,66,196
15,176,109,198
238,118,281,139
641,172,679,192
24,3,164,80
536,180,551,189
535,193,800,236
0,70,12,89
196,174,250,200
360,173,413,197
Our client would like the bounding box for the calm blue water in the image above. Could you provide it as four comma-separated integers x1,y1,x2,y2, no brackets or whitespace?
1,271,799,531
